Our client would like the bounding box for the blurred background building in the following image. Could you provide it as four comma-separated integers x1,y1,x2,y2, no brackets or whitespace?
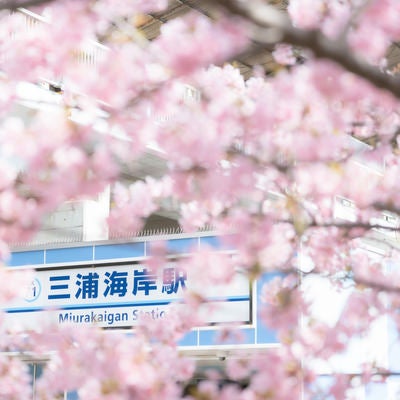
5,2,400,399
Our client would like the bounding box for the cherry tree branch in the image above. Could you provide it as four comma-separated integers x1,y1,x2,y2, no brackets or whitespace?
297,264,400,296
214,0,400,99
4,0,400,99
307,221,399,232
353,275,400,294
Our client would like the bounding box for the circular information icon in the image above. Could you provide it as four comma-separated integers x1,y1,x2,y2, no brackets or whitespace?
25,278,41,302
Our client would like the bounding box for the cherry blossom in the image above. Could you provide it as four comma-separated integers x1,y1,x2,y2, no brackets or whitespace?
1,0,400,398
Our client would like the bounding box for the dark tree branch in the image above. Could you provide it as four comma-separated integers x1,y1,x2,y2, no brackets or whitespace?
4,0,400,99
307,221,399,232
213,0,400,99
353,275,400,294
299,265,400,296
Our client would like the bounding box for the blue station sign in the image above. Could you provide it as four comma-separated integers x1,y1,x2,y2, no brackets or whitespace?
5,235,278,347
5,262,250,329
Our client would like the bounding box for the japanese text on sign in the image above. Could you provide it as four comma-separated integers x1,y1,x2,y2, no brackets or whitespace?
47,267,187,301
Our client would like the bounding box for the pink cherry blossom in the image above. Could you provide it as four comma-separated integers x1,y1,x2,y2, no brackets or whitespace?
0,0,400,398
